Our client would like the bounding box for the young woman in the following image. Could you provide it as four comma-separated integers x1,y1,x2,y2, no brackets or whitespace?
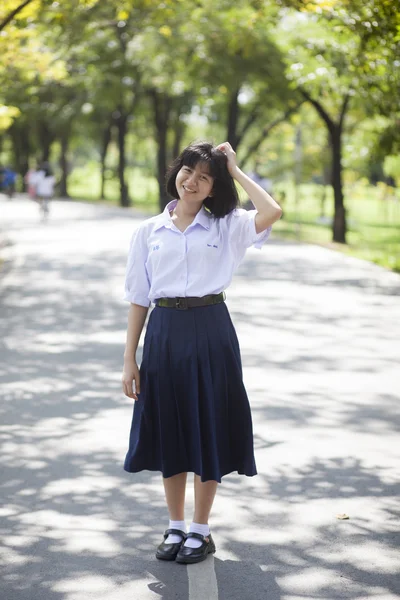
122,141,282,564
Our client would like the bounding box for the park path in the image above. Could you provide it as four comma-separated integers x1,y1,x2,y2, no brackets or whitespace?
1,195,399,600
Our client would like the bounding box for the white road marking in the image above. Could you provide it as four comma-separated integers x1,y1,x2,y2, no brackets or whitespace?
188,556,219,600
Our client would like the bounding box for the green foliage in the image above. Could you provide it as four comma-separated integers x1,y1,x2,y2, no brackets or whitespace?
68,164,159,207
383,156,400,186
272,179,400,272
0,104,20,131
0,0,398,265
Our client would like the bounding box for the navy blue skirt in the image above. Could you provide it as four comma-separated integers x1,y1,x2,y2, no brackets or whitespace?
123,302,257,483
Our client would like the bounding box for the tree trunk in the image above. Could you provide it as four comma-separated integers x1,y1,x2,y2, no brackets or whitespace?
18,125,30,182
100,122,112,200
300,89,349,244
157,122,169,210
38,121,53,164
116,112,130,207
320,159,330,218
9,128,21,185
59,129,70,198
227,87,241,149
151,90,171,211
172,118,185,164
330,127,346,243
9,122,30,190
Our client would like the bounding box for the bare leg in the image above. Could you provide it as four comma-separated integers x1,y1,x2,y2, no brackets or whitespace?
180,475,218,550
163,472,187,520
156,473,188,558
193,475,218,524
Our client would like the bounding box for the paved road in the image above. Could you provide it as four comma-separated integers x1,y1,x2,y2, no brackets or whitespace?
1,196,399,600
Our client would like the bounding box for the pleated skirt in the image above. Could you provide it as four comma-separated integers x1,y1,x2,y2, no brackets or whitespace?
123,302,257,483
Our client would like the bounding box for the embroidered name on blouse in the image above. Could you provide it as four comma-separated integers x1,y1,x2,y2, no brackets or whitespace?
124,199,271,307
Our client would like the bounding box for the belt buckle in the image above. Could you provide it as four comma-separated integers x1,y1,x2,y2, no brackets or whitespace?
176,297,188,310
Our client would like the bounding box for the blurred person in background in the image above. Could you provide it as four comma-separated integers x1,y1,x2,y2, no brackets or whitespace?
35,163,56,221
24,164,40,200
0,166,17,199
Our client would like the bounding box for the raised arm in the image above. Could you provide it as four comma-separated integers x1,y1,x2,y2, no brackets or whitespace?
216,142,282,232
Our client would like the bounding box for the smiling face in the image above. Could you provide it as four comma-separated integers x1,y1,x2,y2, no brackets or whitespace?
175,162,214,203
166,141,240,218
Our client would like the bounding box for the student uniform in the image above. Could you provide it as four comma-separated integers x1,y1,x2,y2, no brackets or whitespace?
123,199,271,483
35,172,56,198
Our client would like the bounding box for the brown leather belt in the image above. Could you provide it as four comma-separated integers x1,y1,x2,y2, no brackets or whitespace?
155,292,225,310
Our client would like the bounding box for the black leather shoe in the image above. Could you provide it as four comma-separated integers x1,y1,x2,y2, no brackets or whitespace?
175,532,216,564
156,529,186,561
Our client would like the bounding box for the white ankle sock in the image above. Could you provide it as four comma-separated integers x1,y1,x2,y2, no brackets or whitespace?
184,522,210,548
165,520,186,544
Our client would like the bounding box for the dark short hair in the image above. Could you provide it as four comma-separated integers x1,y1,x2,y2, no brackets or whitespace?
166,141,239,218
39,162,53,177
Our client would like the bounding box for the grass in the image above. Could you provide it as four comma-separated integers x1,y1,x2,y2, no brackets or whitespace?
272,181,400,272
68,163,159,214
68,164,400,273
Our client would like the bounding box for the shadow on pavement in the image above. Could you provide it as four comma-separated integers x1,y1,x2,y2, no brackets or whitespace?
1,206,399,599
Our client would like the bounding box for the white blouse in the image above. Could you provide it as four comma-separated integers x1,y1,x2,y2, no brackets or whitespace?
124,199,271,307
35,171,56,197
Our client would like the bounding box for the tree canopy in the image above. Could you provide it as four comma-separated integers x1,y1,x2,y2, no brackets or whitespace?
0,0,398,243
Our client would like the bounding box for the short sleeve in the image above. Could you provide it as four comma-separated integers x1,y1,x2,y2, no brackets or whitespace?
123,226,151,307
227,209,272,251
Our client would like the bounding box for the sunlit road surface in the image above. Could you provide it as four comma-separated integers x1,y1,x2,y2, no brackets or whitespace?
1,195,399,600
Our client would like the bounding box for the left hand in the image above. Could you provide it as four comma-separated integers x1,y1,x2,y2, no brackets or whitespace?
216,141,239,177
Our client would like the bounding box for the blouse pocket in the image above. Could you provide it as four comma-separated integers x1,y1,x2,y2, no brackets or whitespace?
188,234,224,272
